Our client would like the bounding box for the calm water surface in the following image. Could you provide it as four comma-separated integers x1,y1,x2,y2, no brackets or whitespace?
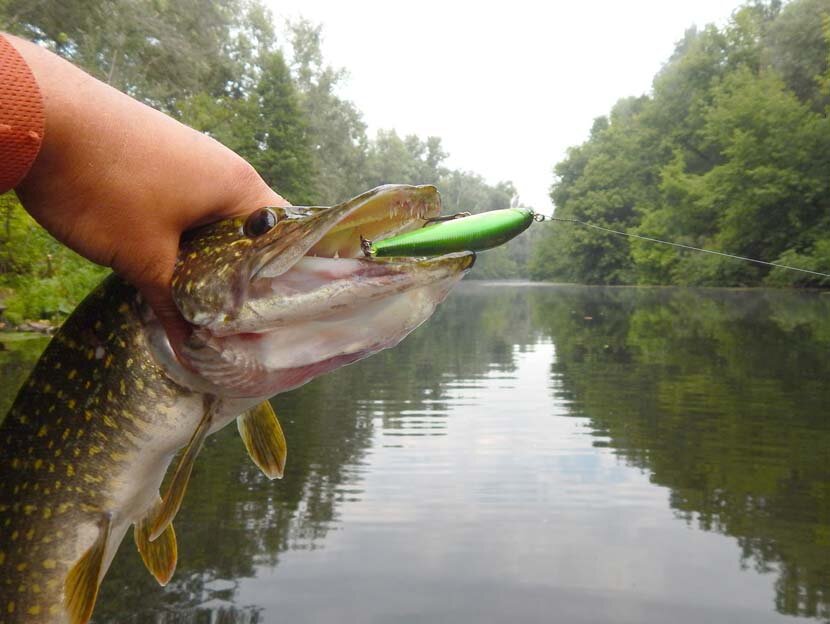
2,283,829,623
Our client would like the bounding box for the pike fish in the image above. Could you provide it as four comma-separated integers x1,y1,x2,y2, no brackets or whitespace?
0,185,474,624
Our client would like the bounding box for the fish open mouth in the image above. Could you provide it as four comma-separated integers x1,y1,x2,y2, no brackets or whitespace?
179,185,474,397
209,184,476,336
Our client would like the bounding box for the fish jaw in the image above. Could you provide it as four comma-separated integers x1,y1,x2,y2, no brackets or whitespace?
167,185,475,399
172,184,442,329
182,254,472,397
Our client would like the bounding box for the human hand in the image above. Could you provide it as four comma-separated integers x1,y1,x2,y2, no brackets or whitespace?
6,35,287,353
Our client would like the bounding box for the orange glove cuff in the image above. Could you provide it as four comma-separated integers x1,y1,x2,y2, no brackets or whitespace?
0,34,45,193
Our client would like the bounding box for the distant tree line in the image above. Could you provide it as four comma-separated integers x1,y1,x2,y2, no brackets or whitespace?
0,0,528,322
530,0,830,287
2,0,826,324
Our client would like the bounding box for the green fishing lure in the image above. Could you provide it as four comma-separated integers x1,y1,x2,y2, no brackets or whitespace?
363,208,536,257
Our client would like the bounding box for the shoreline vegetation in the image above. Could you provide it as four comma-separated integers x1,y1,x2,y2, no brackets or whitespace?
1,0,829,329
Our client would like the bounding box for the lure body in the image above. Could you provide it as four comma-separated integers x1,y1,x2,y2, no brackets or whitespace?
365,208,535,257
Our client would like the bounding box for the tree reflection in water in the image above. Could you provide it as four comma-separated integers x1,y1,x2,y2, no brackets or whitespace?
531,285,830,620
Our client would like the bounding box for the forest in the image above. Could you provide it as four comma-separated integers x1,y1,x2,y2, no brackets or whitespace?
1,0,829,325
532,0,830,287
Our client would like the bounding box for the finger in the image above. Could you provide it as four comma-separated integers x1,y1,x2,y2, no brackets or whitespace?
139,283,191,358
112,241,191,356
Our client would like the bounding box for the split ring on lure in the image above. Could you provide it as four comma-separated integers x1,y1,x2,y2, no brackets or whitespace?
362,208,537,257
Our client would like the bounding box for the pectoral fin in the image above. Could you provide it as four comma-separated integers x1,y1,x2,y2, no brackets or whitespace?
237,401,287,479
135,497,178,585
150,398,215,541
64,513,111,624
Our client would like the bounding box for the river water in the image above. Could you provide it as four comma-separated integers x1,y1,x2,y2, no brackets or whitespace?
2,283,829,623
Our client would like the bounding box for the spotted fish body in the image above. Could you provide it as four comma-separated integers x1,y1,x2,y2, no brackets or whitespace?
0,185,474,623
0,278,202,622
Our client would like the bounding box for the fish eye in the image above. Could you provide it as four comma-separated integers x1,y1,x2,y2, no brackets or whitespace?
244,208,279,237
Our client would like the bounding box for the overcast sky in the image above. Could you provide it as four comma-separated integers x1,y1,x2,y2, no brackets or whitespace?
265,1,746,212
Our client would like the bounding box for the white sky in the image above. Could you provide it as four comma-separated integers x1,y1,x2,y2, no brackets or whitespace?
266,0,745,212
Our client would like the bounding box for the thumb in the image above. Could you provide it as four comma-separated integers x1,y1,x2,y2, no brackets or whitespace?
139,281,191,358
114,242,191,357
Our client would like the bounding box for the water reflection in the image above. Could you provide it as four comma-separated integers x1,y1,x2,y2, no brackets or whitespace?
531,285,830,621
2,284,828,623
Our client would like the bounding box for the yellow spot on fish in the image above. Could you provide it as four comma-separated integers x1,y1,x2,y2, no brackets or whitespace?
88,446,102,456
8,601,15,614
16,562,26,571
119,380,126,395
0,551,5,564
118,303,130,313
84,410,93,421
62,428,70,441
11,531,18,541
66,465,75,477
25,529,34,541
57,503,71,514
37,425,48,437
33,459,43,470
42,559,56,569
67,399,76,409
42,507,52,519
50,604,61,615
31,584,41,594
68,369,77,380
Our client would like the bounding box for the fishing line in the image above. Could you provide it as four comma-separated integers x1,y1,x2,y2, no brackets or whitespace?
537,215,830,280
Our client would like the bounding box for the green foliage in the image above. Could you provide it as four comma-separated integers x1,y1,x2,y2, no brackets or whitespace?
536,0,830,288
363,130,448,188
0,193,108,324
2,0,250,110
287,19,369,205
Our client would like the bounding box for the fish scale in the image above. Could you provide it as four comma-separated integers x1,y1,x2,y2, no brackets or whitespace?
0,277,196,623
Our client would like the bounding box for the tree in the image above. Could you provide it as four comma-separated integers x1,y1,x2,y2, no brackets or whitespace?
1,0,249,111
288,19,368,205
363,130,448,188
540,0,830,288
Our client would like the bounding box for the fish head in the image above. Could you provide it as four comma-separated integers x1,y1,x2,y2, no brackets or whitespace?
160,184,474,398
